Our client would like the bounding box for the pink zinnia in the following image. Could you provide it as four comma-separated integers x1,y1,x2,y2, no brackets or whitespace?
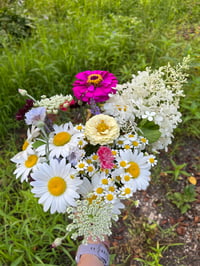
72,70,118,103
97,146,115,169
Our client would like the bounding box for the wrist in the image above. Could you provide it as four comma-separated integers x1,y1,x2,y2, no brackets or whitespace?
75,242,110,266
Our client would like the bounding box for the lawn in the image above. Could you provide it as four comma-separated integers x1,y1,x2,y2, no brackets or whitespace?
0,0,199,265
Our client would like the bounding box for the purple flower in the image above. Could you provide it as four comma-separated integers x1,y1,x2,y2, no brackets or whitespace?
72,70,118,103
25,107,46,126
16,99,34,121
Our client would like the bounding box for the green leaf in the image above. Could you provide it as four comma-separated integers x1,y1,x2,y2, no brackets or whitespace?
11,255,24,266
139,120,161,144
181,204,190,214
32,140,45,149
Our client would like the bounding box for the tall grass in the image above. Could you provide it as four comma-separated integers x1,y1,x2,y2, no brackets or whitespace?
0,0,199,140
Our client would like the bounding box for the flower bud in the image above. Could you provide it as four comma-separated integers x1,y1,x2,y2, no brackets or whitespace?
18,89,28,96
51,238,63,248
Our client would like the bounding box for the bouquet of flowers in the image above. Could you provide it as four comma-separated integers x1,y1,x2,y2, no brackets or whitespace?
11,57,189,245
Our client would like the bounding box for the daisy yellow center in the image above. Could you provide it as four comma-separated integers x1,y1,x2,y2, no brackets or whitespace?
126,162,140,178
87,159,92,164
124,144,131,150
22,140,29,151
76,125,83,130
133,141,139,146
102,178,108,185
78,163,85,169
25,155,38,168
120,161,127,167
149,158,155,163
87,166,94,172
112,150,117,155
124,188,131,195
106,194,114,201
96,120,109,134
96,187,103,194
92,155,98,160
53,132,71,146
78,140,83,146
124,175,131,182
109,186,115,192
87,74,103,86
48,176,67,196
141,138,147,143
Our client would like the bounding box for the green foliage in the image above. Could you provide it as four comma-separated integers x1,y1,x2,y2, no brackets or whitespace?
139,120,161,144
0,5,35,47
134,241,182,266
0,137,78,265
165,159,190,181
167,185,197,214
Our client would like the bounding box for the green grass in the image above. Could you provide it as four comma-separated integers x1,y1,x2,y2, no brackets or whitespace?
0,0,200,265
0,0,199,140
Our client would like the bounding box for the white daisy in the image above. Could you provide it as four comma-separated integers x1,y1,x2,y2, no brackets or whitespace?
114,149,151,191
11,126,40,163
30,159,82,214
12,151,44,182
37,122,84,159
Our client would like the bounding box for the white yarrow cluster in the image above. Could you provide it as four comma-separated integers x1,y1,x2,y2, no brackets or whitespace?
34,94,73,114
66,199,118,243
103,57,190,150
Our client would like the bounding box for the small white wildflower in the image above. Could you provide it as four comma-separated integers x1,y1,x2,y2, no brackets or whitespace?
34,94,73,114
66,199,118,243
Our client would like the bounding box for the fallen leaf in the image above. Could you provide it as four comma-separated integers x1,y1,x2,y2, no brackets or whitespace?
188,176,197,185
194,216,200,223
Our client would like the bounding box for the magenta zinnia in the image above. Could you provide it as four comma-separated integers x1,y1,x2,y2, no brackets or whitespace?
72,70,118,103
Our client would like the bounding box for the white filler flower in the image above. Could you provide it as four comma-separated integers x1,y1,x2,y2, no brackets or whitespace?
30,159,82,214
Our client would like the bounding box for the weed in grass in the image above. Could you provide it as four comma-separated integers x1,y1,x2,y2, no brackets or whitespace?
165,159,190,181
134,241,183,266
167,184,197,214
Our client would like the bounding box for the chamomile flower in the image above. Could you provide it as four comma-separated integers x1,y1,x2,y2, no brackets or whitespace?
139,136,148,150
147,155,157,166
90,153,99,162
85,164,96,176
30,159,82,214
119,184,136,199
75,124,85,132
11,126,40,163
104,192,116,203
12,152,44,182
76,160,88,172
